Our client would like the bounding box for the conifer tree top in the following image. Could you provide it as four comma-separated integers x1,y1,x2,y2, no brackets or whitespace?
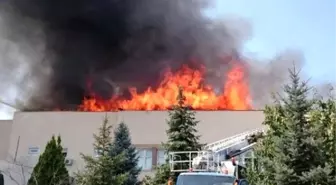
110,122,141,185
165,86,202,152
147,87,204,184
28,135,69,185
246,67,335,185
75,115,127,185
177,86,186,107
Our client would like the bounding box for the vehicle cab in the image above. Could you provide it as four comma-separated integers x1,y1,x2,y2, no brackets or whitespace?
169,129,262,185
176,172,249,185
169,151,250,185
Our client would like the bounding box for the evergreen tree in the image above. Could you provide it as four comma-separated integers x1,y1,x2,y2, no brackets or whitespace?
165,87,203,152
148,87,202,184
246,68,333,185
75,116,127,185
141,164,171,185
28,135,70,185
245,104,287,185
110,122,141,185
306,93,336,183
0,173,4,185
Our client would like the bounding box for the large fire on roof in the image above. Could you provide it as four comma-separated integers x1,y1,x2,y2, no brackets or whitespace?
79,63,251,111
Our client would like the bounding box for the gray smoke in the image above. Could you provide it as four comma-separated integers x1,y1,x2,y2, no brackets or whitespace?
246,49,305,108
0,0,332,112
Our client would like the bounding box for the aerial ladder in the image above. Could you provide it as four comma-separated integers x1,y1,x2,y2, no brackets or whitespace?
168,128,265,176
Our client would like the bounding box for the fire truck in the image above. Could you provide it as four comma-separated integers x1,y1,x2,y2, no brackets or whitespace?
168,128,264,185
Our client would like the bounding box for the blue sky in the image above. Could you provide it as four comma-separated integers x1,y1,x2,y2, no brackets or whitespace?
208,0,335,84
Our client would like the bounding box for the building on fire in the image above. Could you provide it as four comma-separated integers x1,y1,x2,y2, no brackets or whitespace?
0,110,264,184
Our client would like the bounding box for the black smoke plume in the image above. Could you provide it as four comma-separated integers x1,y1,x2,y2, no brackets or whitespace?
0,0,331,112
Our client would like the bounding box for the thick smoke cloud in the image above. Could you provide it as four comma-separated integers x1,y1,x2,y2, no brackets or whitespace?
0,6,51,112
0,0,332,112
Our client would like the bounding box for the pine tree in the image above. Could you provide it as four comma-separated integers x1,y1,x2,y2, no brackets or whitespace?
148,87,202,184
246,68,333,185
110,122,141,185
28,135,70,185
0,173,4,185
75,116,127,185
245,104,287,185
306,92,336,183
165,87,203,152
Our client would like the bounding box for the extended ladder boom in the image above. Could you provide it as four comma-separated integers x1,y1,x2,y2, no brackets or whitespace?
204,128,265,153
168,128,265,173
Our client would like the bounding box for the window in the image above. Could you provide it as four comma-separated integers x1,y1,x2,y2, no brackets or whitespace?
28,147,40,155
137,149,152,170
157,149,167,165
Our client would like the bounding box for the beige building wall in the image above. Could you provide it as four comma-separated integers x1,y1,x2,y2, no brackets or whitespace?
0,120,12,160
0,120,17,185
4,110,264,181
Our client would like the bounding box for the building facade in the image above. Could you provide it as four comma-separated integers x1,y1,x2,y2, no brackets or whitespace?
0,110,264,184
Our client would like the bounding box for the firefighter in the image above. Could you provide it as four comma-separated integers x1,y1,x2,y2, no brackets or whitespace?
167,176,173,185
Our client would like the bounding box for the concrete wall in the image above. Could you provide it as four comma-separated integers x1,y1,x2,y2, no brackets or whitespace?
3,110,264,182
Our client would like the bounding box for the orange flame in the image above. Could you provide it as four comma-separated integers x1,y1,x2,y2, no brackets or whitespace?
79,64,251,111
